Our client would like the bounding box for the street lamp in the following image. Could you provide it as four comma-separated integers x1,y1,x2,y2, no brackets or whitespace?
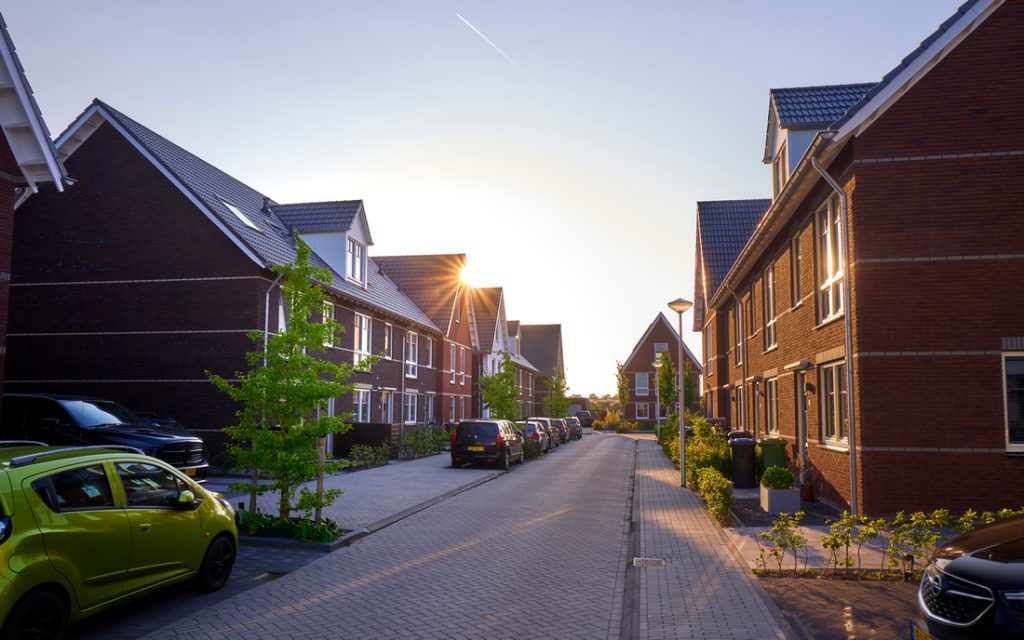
668,298,693,488
652,357,662,437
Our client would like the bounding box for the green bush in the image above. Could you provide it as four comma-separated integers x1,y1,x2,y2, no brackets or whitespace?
523,439,542,459
684,436,731,488
696,467,734,522
761,465,794,489
592,418,605,431
349,443,389,467
604,410,623,430
758,511,808,573
397,427,449,460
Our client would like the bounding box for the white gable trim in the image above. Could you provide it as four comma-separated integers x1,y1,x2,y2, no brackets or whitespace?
624,313,702,374
55,104,264,268
834,0,1001,142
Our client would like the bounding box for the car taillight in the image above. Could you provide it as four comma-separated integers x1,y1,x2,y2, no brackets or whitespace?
496,433,503,445
531,433,539,440
0,516,11,545
451,430,457,443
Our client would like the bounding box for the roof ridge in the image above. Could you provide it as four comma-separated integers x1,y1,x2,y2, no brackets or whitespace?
272,199,363,208
770,82,876,92
374,253,467,260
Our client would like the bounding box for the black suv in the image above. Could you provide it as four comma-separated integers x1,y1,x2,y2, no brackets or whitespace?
451,420,525,470
1,394,209,479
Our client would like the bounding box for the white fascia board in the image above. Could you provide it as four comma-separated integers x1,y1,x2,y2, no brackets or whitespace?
834,0,1000,143
55,104,264,268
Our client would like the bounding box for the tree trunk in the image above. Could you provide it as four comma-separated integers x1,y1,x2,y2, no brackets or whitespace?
314,436,326,522
249,467,259,513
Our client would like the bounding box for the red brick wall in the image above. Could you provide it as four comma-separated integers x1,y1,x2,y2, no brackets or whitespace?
623,317,699,423
441,283,473,421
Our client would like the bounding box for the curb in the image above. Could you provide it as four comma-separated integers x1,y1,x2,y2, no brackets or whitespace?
239,470,503,553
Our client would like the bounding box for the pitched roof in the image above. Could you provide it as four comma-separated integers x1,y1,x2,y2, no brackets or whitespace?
271,201,363,234
519,324,562,378
54,100,438,333
507,320,520,335
624,313,702,375
770,83,876,128
696,199,771,299
0,12,66,192
471,287,502,349
374,254,466,330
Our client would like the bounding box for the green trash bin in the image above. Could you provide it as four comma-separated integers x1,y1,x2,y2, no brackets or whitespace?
759,437,787,472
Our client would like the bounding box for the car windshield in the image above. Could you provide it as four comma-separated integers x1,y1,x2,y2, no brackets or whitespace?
59,400,141,427
458,422,498,436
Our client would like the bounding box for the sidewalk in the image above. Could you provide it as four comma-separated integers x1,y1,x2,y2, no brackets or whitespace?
633,438,793,640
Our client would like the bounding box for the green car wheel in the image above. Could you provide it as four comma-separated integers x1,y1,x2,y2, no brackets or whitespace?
3,589,66,640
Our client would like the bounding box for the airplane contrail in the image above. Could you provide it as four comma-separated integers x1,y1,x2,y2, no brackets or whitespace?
455,12,537,84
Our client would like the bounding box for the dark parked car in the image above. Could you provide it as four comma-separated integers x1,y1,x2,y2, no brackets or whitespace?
1,394,209,479
551,418,570,444
528,417,561,447
915,514,1024,639
564,417,583,440
515,420,550,453
576,410,593,428
451,420,525,470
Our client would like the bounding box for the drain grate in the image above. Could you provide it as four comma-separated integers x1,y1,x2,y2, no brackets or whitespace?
632,557,666,567
251,571,287,585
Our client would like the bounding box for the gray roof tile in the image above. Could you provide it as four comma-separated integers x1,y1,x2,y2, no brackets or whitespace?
271,201,362,233
770,83,876,128
519,324,563,378
696,199,771,297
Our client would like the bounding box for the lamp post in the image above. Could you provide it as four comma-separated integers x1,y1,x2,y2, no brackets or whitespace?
668,298,693,488
652,358,662,438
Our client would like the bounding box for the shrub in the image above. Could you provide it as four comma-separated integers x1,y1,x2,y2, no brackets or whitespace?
523,439,542,459
349,443,389,467
603,410,622,430
696,467,734,522
592,418,605,431
758,511,808,573
397,428,448,459
684,436,731,488
761,465,794,489
616,421,639,434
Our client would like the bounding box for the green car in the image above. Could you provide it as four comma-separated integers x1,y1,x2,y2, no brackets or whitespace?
0,442,238,638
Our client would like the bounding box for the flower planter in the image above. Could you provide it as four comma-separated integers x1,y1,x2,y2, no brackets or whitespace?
760,485,801,515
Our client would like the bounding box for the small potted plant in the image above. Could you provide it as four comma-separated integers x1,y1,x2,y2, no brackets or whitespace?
760,465,800,515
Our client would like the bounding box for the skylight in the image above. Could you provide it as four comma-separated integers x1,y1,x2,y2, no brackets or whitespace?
219,197,260,231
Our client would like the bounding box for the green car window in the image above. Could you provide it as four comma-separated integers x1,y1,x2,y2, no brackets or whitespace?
116,462,183,508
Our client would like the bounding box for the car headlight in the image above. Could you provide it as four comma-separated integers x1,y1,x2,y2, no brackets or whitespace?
1004,592,1024,622
213,493,234,515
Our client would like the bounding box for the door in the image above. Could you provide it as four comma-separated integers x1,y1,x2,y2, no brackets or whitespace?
114,461,202,593
25,463,131,610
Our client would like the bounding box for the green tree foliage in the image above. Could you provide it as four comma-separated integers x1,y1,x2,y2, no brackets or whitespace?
479,351,521,419
683,359,699,409
616,361,630,413
657,354,678,415
542,369,570,417
209,239,368,521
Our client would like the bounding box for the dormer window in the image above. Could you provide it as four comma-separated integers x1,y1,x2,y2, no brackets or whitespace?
772,144,788,199
219,197,260,231
347,237,364,283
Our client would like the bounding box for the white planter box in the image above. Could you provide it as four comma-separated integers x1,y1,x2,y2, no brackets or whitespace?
760,485,801,515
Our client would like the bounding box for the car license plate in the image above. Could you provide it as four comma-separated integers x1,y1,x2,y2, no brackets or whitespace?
185,467,196,476
909,622,934,640
467,446,484,452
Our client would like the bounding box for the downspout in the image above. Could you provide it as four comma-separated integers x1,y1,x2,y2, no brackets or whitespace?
811,147,859,516
400,327,407,439
723,285,746,433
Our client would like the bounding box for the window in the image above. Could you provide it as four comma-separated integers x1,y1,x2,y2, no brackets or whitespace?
704,327,713,375
323,302,335,348
354,389,371,422
747,295,755,338
636,403,649,420
382,390,393,424
1004,355,1024,450
707,389,715,418
353,313,371,364
791,235,801,307
459,347,466,384
734,307,743,366
278,290,288,333
636,372,649,396
459,397,466,420
765,378,778,433
425,394,435,422
654,343,669,359
449,343,456,383
426,337,433,368
763,265,777,350
820,361,848,444
117,462,186,508
405,331,419,378
38,465,114,512
772,144,788,199
816,194,844,322
383,324,393,359
347,237,364,283
449,396,456,421
455,292,462,323
219,197,260,231
736,385,746,428
404,393,417,425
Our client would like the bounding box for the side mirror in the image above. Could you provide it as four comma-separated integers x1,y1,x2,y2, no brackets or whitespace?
176,489,197,509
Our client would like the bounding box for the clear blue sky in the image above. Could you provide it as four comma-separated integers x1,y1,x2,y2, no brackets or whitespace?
8,1,958,395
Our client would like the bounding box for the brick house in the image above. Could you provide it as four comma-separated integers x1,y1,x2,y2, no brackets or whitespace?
694,0,1024,514
8,100,443,457
622,313,701,424
470,288,538,418
0,13,68,407
374,254,474,423
518,323,564,416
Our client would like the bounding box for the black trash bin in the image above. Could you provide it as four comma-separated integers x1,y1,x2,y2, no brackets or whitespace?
728,430,752,441
730,438,756,489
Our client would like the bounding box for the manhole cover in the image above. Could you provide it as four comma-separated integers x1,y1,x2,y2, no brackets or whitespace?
632,557,666,567
251,571,287,584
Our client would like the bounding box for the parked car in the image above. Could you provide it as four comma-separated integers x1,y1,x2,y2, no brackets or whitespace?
1,394,209,479
564,416,583,440
0,442,237,638
515,420,550,453
551,418,570,444
576,410,593,428
451,420,525,470
915,514,1024,639
528,417,561,447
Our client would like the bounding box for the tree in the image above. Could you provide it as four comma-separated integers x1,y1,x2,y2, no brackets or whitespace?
657,354,678,416
479,351,521,419
209,239,367,521
616,361,630,413
683,359,699,410
542,370,570,417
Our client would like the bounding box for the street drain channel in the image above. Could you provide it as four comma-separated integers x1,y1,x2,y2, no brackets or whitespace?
632,557,666,567
251,571,287,585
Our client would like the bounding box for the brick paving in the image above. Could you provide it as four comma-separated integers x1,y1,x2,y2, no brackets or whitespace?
633,437,792,640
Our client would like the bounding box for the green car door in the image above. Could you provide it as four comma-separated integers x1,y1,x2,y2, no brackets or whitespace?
24,463,131,610
114,461,202,594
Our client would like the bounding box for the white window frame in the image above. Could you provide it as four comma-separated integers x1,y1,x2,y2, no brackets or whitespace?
459,397,466,420
816,194,844,323
736,385,746,429
459,347,466,385
820,361,848,445
426,337,433,368
449,343,456,383
772,143,788,199
734,306,743,366
383,323,393,359
382,390,394,424
405,331,418,378
404,393,417,425
1003,353,1024,452
791,234,801,308
354,389,371,422
277,294,288,333
347,237,365,284
763,265,777,350
219,197,260,231
635,372,649,397
636,402,650,420
353,313,372,364
449,396,456,421
765,378,778,434
704,326,713,376
425,394,435,422
323,302,335,348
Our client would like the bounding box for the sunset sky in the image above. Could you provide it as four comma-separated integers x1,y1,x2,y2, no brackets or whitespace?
8,1,958,394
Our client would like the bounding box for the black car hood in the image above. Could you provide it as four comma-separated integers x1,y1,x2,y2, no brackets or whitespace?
90,421,200,441
937,516,1024,590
